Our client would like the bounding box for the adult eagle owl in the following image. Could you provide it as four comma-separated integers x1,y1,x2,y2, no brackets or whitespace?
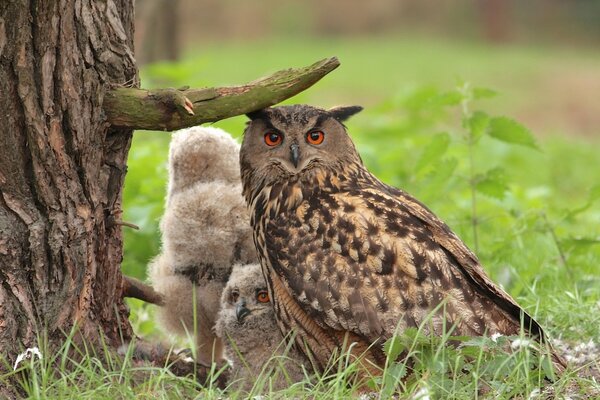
239,104,563,376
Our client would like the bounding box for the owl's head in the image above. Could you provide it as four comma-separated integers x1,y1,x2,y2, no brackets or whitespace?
215,264,276,341
240,104,363,199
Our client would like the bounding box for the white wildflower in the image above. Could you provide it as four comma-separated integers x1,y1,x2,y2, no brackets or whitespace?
412,386,431,400
510,338,533,350
13,347,43,370
490,332,503,343
527,388,541,399
358,394,378,400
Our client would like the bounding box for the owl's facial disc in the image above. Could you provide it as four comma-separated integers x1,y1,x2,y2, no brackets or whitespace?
269,139,319,174
241,105,364,194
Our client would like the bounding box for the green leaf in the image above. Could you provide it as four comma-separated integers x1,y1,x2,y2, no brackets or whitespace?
540,354,557,381
416,133,451,172
381,362,407,398
384,336,405,361
430,90,463,106
560,236,600,250
473,87,498,100
402,86,442,111
386,362,407,383
447,335,472,343
402,327,430,347
487,117,538,149
464,110,490,142
421,158,458,197
475,167,509,199
564,184,600,219
461,335,496,348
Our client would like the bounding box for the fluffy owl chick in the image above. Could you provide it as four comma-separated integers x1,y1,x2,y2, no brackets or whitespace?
149,126,257,366
167,126,242,200
215,264,309,392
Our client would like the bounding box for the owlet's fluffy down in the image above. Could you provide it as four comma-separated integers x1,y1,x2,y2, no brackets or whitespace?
149,126,257,366
149,126,309,391
215,263,309,392
239,104,565,377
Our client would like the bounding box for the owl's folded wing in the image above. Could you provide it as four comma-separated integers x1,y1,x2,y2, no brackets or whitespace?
379,184,546,340
265,185,543,345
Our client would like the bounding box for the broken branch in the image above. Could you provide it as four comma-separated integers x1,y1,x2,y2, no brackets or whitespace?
103,57,340,131
123,275,164,306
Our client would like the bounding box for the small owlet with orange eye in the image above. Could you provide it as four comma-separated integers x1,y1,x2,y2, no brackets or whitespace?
214,263,310,392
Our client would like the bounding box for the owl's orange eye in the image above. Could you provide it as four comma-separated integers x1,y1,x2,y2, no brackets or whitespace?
256,290,270,303
264,132,283,146
306,130,325,145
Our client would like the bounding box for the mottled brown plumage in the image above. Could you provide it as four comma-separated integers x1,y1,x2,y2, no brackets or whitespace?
239,104,564,375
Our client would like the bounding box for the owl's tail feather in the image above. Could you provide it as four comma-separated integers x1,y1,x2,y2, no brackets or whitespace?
550,348,568,378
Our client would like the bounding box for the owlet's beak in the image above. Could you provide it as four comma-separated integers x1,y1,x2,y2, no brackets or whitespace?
290,143,300,168
235,299,251,322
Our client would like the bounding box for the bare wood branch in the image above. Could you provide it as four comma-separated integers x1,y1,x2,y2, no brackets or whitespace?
114,220,140,230
103,57,340,131
122,275,164,306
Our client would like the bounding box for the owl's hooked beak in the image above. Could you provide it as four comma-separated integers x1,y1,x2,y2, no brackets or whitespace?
290,143,300,168
235,299,251,322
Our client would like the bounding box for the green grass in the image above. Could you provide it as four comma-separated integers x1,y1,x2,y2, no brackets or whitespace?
69,35,600,398
4,318,598,398
2,334,217,399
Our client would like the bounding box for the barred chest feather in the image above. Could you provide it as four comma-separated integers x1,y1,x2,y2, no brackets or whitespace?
247,168,353,321
250,170,328,272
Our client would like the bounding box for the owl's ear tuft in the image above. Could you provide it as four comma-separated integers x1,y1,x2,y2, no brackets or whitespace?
246,108,270,121
328,106,363,122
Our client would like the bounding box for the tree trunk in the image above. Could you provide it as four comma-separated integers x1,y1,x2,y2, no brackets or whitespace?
479,0,512,43
0,1,338,396
137,0,180,64
0,0,137,385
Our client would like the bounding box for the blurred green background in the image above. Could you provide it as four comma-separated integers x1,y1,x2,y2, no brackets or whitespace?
124,0,600,340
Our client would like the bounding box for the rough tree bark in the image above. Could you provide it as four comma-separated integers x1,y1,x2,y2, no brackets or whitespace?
0,1,337,396
0,0,138,385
